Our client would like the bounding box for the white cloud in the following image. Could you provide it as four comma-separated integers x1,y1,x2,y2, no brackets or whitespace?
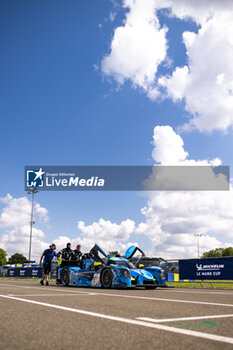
51,219,137,255
135,125,233,258
75,218,136,254
152,125,222,165
152,126,188,164
34,203,49,223
159,1,233,132
0,225,48,261
0,202,137,261
102,0,233,132
53,236,72,250
109,11,117,22
78,218,135,240
101,0,167,98
162,0,233,25
0,194,13,203
159,12,233,132
154,234,231,260
0,195,48,228
0,195,49,260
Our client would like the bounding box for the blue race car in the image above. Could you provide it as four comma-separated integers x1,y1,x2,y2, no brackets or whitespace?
124,245,166,287
57,244,131,288
57,244,165,289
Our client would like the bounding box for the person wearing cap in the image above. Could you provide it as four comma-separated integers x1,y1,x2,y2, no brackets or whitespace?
39,243,57,286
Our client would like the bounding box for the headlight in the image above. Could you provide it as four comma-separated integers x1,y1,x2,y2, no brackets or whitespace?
159,269,166,279
120,268,131,279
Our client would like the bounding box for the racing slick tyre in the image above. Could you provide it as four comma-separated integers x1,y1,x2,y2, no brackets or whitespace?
100,268,113,288
61,268,70,286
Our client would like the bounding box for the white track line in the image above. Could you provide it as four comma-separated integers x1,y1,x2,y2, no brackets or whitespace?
0,283,233,308
0,283,91,295
7,293,93,297
97,294,233,308
1,283,233,296
138,314,233,323
0,294,233,345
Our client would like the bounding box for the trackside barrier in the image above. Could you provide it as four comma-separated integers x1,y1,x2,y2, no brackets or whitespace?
0,266,58,279
165,272,194,283
179,257,233,280
165,273,185,282
6,267,43,278
178,257,233,288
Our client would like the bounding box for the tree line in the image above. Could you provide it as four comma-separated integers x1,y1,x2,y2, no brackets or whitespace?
201,247,233,258
0,248,27,265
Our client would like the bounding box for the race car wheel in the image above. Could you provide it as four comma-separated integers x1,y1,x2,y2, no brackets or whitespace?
145,286,157,289
61,268,70,286
101,268,112,288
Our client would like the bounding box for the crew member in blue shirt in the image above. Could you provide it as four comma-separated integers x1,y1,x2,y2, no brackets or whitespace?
40,243,57,286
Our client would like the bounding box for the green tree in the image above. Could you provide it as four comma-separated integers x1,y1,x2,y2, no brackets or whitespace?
0,248,7,265
108,251,120,256
201,248,223,258
222,247,233,257
8,253,27,264
201,247,233,258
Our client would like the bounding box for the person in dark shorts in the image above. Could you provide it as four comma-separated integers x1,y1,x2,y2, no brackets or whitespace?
39,244,57,286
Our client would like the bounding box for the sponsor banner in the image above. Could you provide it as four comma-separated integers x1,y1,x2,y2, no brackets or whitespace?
25,165,229,191
179,257,233,280
7,267,43,278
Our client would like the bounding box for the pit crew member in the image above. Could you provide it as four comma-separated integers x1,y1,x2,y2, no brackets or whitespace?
57,243,73,267
73,244,83,267
40,244,57,286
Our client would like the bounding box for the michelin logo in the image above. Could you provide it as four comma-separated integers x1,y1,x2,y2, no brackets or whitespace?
27,168,45,187
196,263,224,271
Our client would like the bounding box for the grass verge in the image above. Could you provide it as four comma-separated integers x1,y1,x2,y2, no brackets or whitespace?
167,281,233,289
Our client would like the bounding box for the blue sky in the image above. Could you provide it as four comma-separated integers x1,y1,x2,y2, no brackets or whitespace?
1,0,233,259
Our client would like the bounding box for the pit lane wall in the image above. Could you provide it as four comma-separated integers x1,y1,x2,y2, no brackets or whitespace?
0,267,43,278
166,272,185,282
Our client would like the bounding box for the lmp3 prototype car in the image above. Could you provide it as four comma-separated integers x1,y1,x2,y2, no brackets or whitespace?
57,244,165,289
